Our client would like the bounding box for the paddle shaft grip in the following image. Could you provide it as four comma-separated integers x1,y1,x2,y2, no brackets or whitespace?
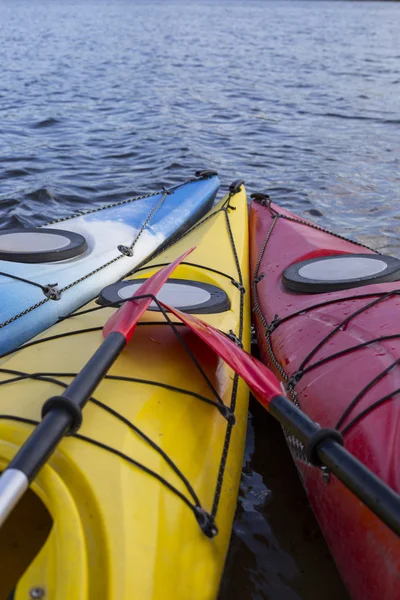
269,395,400,537
7,331,126,481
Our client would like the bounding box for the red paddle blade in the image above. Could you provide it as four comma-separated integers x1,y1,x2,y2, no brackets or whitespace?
158,302,283,407
103,248,194,343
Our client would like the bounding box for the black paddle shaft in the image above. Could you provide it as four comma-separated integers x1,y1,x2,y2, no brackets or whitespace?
7,331,126,481
269,394,400,537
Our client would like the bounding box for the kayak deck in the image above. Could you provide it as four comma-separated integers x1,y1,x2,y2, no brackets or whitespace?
250,197,400,600
0,174,219,355
0,185,250,599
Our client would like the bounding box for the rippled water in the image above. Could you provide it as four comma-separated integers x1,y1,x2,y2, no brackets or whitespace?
1,0,399,597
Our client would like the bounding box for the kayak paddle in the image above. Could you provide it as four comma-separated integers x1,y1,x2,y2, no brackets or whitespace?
0,248,194,528
157,301,400,538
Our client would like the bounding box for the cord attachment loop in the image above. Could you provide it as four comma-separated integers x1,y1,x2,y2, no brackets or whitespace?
42,284,61,300
254,273,265,284
217,404,236,424
194,507,218,538
160,185,172,196
226,330,243,348
286,370,304,389
118,245,134,257
195,170,218,179
251,192,271,207
266,314,280,334
229,179,245,195
41,395,83,435
231,280,246,294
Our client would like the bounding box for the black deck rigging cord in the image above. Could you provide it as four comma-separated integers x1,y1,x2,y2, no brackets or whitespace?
0,183,246,538
252,199,400,459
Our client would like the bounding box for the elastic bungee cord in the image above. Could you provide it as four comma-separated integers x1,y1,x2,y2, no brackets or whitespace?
0,177,205,329
0,184,246,538
252,196,400,460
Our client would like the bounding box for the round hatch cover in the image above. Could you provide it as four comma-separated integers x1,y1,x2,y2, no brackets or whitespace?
0,228,88,263
283,253,400,293
98,278,231,314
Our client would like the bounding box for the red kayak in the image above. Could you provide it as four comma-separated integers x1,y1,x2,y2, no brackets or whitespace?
250,195,400,600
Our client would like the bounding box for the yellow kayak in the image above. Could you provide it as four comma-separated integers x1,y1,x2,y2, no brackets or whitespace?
0,182,250,600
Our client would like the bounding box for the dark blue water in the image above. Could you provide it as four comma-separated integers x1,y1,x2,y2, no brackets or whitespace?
1,0,399,597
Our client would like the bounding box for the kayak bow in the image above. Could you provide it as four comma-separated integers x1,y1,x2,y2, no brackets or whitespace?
250,194,400,600
0,181,249,599
0,250,193,529
0,173,219,354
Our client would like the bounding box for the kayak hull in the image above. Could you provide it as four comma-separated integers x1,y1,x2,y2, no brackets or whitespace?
0,175,219,355
0,185,250,599
250,199,400,600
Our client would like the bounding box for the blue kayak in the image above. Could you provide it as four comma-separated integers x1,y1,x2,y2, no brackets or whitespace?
0,172,219,355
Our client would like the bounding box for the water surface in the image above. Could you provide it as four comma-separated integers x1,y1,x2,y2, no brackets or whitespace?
1,0,399,597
